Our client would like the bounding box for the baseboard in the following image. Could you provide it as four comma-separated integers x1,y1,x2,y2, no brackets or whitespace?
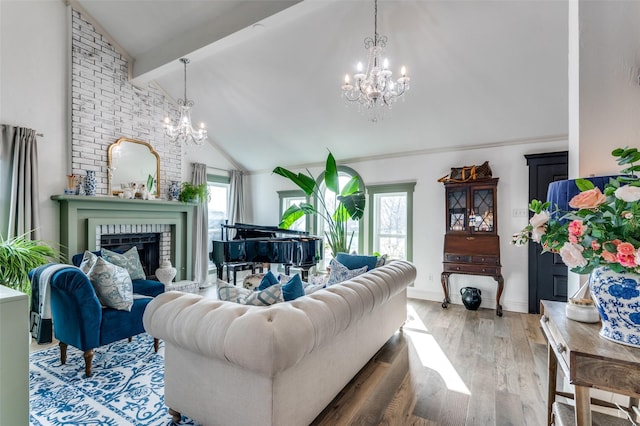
407,287,528,314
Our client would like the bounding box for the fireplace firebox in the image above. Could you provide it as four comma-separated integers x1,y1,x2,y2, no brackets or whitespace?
100,233,160,279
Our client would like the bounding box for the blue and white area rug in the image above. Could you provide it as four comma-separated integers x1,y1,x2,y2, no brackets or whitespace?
30,333,197,425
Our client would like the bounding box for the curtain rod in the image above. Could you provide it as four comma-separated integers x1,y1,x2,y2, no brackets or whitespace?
36,132,43,137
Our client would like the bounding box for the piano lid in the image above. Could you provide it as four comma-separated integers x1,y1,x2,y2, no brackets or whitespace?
221,222,312,240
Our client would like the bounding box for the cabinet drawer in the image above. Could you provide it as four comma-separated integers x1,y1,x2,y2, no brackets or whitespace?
443,263,498,275
471,255,499,264
445,254,472,263
540,314,571,376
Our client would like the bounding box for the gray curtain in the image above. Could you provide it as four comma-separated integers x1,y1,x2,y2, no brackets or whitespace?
192,163,208,286
228,170,245,226
0,124,40,239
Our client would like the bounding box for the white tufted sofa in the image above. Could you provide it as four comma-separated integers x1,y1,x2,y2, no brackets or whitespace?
143,260,416,426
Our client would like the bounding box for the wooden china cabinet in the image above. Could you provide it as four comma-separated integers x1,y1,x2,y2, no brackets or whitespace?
441,178,503,316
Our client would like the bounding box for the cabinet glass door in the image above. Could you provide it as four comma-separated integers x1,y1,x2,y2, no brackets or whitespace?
447,189,467,231
472,188,494,232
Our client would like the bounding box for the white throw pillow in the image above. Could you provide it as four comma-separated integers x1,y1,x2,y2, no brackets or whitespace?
326,258,367,286
79,250,98,274
87,257,134,311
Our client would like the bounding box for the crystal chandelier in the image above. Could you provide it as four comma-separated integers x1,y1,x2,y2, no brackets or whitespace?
341,0,410,121
164,58,208,146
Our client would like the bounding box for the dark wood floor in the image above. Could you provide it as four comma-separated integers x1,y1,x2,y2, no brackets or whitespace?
312,299,548,426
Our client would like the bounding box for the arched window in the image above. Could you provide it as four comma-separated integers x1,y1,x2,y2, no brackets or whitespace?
315,166,365,260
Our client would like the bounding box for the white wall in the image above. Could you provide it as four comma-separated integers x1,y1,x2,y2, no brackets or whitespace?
249,139,568,313
0,0,68,244
0,2,235,245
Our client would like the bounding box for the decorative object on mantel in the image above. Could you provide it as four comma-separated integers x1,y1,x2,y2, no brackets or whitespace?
84,170,96,196
65,175,77,195
178,182,208,204
168,180,180,201
341,0,410,122
76,175,85,196
163,58,208,146
155,259,177,287
513,147,640,347
107,138,160,197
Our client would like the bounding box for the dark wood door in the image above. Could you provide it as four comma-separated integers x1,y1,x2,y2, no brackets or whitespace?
525,152,568,314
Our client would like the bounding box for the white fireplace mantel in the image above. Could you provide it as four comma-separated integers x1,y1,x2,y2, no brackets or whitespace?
51,195,197,280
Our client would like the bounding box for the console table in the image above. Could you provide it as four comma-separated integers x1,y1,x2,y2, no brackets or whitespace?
540,300,640,425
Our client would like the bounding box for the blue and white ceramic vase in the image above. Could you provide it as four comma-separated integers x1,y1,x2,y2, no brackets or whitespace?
168,180,180,201
589,266,640,347
84,170,96,196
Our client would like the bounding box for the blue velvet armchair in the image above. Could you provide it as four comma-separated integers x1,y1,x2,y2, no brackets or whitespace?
30,252,164,377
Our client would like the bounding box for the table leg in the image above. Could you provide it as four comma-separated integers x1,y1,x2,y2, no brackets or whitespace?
546,342,557,426
494,274,504,317
574,385,592,426
440,272,451,308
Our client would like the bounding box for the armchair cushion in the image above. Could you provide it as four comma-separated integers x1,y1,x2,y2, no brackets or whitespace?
87,257,134,311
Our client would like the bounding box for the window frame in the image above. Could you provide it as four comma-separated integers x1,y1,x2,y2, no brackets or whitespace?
367,182,416,261
277,189,310,232
207,174,230,269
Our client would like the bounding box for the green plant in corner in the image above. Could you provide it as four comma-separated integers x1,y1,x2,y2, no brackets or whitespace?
0,232,59,295
178,182,208,204
273,152,365,257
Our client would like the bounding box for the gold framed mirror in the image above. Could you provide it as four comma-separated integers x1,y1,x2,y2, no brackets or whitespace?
107,138,160,196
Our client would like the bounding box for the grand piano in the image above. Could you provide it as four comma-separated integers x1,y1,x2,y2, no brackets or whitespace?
210,223,323,281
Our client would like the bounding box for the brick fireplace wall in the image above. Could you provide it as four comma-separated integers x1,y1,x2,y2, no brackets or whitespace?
70,8,182,197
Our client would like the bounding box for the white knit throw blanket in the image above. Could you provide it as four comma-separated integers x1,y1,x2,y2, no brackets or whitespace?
36,264,81,319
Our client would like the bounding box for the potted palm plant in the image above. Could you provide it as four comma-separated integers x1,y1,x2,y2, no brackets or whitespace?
273,152,365,257
0,232,59,295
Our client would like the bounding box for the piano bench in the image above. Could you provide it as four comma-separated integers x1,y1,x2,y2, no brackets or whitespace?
226,262,264,285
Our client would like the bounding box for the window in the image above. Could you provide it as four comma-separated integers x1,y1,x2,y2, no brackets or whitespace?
316,166,365,259
207,174,230,258
368,182,416,261
278,190,309,232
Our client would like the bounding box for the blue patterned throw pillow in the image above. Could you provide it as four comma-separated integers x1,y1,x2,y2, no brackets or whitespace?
79,250,99,274
87,257,134,311
336,252,378,272
282,273,305,301
257,270,279,291
102,247,146,280
218,284,283,306
327,258,368,286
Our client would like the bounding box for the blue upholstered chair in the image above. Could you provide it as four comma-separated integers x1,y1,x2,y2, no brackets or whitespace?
30,252,164,377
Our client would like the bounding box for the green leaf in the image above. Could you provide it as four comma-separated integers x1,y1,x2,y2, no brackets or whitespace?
272,167,316,196
338,191,366,220
279,203,317,229
340,176,360,196
612,148,625,157
575,179,595,191
324,152,339,194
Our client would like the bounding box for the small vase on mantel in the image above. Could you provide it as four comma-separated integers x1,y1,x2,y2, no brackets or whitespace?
589,266,640,347
168,181,180,201
84,170,96,196
155,259,177,287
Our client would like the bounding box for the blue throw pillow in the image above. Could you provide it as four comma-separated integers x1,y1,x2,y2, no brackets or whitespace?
282,273,305,301
336,252,378,272
257,270,279,291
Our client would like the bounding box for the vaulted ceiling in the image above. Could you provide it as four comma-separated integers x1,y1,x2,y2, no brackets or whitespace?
75,0,568,172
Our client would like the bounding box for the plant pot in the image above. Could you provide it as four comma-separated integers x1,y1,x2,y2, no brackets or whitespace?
589,266,640,347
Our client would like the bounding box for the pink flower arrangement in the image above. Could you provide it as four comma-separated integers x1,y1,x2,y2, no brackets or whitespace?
512,147,640,274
